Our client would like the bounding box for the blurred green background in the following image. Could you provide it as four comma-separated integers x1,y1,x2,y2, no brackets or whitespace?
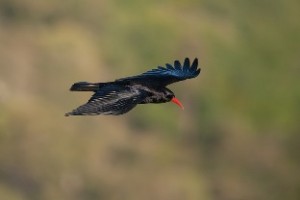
0,0,300,199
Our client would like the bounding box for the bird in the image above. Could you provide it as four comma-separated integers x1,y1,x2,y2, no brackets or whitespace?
65,58,201,116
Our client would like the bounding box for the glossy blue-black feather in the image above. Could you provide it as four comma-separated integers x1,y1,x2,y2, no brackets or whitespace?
117,58,201,87
65,84,144,115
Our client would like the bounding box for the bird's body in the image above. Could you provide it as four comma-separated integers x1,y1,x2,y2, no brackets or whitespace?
66,58,201,116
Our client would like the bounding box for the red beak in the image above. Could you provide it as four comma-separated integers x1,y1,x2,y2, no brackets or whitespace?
171,97,184,110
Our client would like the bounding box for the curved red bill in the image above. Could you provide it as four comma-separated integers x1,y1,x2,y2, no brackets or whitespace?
171,97,184,110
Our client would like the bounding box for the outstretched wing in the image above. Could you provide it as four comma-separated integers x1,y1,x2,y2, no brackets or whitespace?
65,85,144,116
116,58,201,87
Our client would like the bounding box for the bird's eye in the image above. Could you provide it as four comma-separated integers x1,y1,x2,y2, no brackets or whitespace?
166,94,174,99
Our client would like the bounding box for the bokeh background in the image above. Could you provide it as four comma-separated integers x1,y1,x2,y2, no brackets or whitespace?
0,0,300,200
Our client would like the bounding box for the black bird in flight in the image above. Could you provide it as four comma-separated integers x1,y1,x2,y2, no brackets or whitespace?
65,58,201,116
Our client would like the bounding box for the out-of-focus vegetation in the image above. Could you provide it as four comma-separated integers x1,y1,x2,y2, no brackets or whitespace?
0,0,300,199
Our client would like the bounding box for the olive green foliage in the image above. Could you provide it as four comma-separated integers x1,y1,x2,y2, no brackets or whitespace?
0,0,299,199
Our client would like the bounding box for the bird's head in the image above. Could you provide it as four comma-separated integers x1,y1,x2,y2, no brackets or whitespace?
163,88,184,110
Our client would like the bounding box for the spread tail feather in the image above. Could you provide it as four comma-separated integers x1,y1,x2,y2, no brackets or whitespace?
70,82,102,91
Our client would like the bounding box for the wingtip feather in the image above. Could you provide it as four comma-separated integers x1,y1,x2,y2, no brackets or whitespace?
174,60,181,70
183,58,189,72
184,58,190,67
196,68,201,76
166,63,174,70
190,58,198,71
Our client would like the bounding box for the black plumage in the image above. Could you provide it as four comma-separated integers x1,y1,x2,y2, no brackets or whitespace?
65,58,201,116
